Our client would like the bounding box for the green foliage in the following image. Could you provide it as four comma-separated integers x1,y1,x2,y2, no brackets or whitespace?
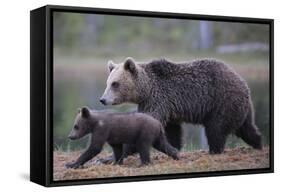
54,12,85,48
54,13,269,53
212,22,269,46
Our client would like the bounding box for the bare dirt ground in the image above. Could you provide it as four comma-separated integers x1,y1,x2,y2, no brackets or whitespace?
53,147,269,181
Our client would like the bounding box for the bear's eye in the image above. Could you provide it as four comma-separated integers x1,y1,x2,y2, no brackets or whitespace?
111,82,120,89
74,125,79,130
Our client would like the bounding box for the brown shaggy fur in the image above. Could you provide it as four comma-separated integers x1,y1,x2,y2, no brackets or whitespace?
65,107,178,168
101,58,262,154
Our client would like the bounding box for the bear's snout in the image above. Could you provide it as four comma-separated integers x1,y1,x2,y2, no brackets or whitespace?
68,134,77,140
99,98,107,105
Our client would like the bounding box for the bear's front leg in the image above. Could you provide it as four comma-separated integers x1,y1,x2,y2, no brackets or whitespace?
65,145,103,169
92,155,114,165
65,162,81,169
93,144,137,165
165,121,183,150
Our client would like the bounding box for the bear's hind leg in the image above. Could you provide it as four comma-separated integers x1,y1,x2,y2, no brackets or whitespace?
153,133,179,160
204,118,227,154
235,110,262,149
136,142,151,165
165,122,182,150
111,144,124,165
123,144,137,157
93,145,137,165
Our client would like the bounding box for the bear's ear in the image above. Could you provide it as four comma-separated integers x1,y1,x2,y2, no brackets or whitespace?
81,106,90,118
77,108,81,114
108,60,116,73
124,57,137,74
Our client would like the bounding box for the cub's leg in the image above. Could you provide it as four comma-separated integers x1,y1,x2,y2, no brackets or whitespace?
122,144,137,157
111,144,124,165
65,134,105,168
136,142,151,165
153,132,179,160
93,144,137,165
65,145,103,169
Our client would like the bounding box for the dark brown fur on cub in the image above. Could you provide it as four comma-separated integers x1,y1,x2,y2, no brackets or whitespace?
65,107,179,168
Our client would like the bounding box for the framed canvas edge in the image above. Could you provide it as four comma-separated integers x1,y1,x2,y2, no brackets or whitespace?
31,4,274,187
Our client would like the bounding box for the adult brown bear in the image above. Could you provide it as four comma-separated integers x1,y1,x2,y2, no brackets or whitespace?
100,57,262,154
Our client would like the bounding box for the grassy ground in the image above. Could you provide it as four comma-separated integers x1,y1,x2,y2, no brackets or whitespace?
53,146,269,181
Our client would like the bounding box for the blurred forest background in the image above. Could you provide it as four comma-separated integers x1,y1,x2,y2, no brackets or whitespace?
53,12,270,152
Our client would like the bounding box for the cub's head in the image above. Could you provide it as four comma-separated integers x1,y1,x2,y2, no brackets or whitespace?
100,57,140,105
68,107,96,140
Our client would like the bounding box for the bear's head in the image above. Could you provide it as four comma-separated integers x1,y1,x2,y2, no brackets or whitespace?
68,106,97,140
100,57,147,105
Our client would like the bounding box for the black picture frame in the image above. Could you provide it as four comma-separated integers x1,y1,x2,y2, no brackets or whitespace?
30,4,274,187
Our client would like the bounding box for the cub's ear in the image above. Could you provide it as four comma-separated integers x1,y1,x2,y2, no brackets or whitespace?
77,108,81,113
81,106,90,118
124,57,137,74
108,60,116,73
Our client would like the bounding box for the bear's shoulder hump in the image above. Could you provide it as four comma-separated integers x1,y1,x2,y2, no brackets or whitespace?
147,59,177,77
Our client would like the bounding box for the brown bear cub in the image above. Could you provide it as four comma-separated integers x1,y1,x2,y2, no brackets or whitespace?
65,106,179,169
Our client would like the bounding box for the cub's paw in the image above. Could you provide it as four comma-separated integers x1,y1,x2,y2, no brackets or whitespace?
113,160,123,165
173,154,180,160
92,156,114,165
65,162,80,169
139,162,150,167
